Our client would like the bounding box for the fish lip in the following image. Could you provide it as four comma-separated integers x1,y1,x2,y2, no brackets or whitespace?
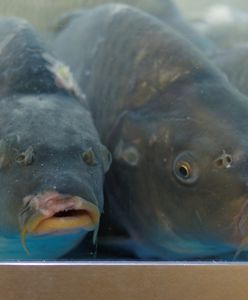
19,191,100,235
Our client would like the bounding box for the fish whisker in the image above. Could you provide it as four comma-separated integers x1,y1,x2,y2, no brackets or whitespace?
20,226,30,256
233,235,248,260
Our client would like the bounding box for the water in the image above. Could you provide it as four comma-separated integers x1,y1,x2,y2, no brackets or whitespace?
1,0,248,261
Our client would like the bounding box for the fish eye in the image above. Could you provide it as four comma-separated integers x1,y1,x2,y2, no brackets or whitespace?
173,152,199,184
177,162,191,178
82,148,96,166
16,146,34,166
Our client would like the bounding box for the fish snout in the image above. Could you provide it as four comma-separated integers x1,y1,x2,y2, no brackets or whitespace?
32,172,102,210
19,191,100,240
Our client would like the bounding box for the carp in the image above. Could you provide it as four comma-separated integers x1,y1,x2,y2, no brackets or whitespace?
53,4,248,260
0,17,111,260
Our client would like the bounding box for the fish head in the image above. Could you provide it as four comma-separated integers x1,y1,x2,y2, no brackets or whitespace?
108,78,248,259
0,94,111,259
0,17,112,259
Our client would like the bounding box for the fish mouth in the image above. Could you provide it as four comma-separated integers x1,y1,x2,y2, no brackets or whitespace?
19,191,100,254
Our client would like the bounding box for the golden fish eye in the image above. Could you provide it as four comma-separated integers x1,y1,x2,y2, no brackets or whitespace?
82,148,96,166
173,152,199,184
177,161,191,179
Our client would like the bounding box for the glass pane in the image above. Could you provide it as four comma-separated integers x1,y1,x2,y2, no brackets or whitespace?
0,0,248,262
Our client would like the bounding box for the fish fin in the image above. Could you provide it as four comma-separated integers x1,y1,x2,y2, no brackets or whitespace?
93,223,99,246
106,110,129,147
233,236,248,260
91,224,100,258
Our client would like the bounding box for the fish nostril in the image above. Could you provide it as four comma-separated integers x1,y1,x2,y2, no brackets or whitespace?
15,146,34,166
214,151,233,169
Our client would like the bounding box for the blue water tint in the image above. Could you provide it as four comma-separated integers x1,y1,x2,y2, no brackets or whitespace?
0,229,90,260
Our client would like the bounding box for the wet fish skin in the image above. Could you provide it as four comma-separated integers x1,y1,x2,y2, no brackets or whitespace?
53,4,248,260
0,17,111,259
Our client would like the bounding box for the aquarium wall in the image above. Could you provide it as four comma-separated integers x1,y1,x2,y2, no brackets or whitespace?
2,0,248,299
1,0,248,265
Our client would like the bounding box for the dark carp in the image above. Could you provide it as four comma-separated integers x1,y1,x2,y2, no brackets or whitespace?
53,4,248,260
0,17,111,260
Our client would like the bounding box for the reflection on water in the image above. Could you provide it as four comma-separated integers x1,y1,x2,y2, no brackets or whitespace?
1,0,248,261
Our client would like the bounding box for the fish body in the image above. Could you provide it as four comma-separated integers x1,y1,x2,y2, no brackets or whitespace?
0,18,111,260
53,4,248,260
